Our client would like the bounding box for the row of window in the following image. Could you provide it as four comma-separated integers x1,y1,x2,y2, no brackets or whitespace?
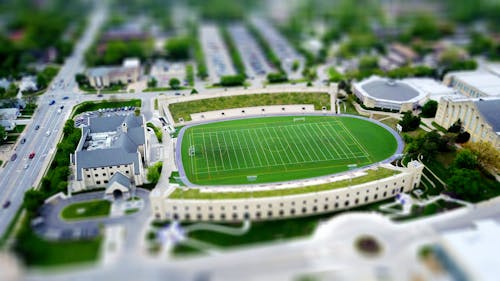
85,165,128,172
87,170,130,179
168,188,404,221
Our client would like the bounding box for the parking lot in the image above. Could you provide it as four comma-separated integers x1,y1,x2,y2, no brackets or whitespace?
200,24,237,83
228,24,274,79
74,106,138,127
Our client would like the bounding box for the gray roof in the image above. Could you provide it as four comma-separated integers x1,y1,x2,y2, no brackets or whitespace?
108,171,131,188
87,67,115,77
361,80,420,102
75,114,145,181
475,99,500,133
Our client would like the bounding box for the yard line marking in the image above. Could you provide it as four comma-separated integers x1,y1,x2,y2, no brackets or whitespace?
254,128,276,166
227,131,242,169
220,131,235,169
200,131,213,176
282,126,309,162
214,132,227,170
308,123,337,159
233,130,250,169
265,126,292,165
324,122,350,158
237,129,256,167
245,129,265,166
207,132,221,172
271,126,300,163
257,127,281,167
336,120,372,160
300,123,330,160
288,123,322,161
313,122,342,159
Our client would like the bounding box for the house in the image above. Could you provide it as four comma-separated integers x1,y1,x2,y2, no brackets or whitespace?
86,58,141,88
435,96,500,148
71,114,150,192
0,108,21,131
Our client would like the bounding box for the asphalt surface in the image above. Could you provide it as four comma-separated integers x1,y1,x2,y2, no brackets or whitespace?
0,3,108,237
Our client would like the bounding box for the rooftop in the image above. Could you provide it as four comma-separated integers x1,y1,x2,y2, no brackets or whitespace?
360,77,421,102
447,70,500,97
474,98,500,133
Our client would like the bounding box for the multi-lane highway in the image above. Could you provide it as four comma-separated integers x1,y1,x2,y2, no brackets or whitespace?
0,3,107,237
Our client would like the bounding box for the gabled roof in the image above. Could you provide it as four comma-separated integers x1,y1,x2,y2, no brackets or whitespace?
108,171,131,188
474,98,500,133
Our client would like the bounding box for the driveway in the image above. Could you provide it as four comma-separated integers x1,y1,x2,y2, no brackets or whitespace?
34,188,151,241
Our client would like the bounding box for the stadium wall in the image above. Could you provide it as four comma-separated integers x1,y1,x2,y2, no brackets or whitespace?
150,162,424,222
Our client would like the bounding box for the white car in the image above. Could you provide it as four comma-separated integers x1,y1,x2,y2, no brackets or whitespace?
46,130,51,136
24,163,29,169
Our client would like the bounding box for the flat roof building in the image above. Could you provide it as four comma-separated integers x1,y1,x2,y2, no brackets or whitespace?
443,70,500,98
353,76,456,112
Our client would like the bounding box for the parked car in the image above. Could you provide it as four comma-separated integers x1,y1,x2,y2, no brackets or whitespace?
35,125,40,130
10,153,17,161
97,94,103,97
62,96,69,100
20,138,26,144
49,100,55,105
29,152,35,159
2,201,10,209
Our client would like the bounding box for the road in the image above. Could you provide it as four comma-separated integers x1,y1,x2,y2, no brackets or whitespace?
0,3,107,237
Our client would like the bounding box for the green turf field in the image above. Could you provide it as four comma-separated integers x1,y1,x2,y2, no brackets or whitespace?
180,115,398,185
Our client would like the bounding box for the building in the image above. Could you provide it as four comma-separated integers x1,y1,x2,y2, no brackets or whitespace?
149,60,186,88
0,108,21,131
150,162,424,222
71,114,150,192
435,220,500,281
435,97,500,148
443,70,500,98
353,76,456,112
86,58,141,88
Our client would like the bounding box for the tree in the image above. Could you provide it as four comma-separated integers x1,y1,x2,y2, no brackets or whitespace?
0,126,6,143
453,149,477,170
267,72,288,83
75,73,89,86
147,162,162,184
36,73,47,90
292,60,300,72
399,111,421,132
23,189,46,214
448,119,462,133
165,37,190,60
455,131,470,143
446,168,481,199
147,77,157,88
421,100,438,118
463,141,500,172
219,74,245,87
169,78,181,90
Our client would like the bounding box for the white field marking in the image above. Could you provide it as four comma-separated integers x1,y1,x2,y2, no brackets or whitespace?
324,122,369,160
298,123,330,160
270,126,300,163
233,129,252,168
206,132,223,171
245,128,265,167
257,127,281,166
227,130,242,169
306,123,337,159
253,128,276,166
238,130,260,166
189,131,196,177
220,131,235,170
312,122,343,159
213,132,227,170
264,126,292,165
288,122,324,160
198,131,213,174
335,120,372,159
284,125,317,162
323,122,351,158
282,125,310,162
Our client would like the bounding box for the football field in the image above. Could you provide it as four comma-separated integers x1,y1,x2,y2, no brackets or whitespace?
180,115,398,185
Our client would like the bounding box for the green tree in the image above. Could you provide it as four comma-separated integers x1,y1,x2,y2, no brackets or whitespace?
399,111,421,132
453,149,477,170
448,119,462,133
23,189,46,214
421,100,438,118
447,168,481,199
169,78,181,90
147,162,163,184
147,78,157,88
165,37,191,60
0,126,6,143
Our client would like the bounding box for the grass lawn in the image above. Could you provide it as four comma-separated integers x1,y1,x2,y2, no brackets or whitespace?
169,167,400,199
169,92,331,121
172,198,395,256
339,99,361,116
431,121,447,133
147,122,163,143
179,115,399,185
71,99,141,118
61,200,111,220
379,117,400,129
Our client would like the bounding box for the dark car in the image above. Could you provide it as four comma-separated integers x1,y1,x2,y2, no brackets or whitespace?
35,125,40,130
97,94,103,97
10,153,17,161
2,201,10,209
60,105,64,110
20,138,26,144
29,152,35,159
49,100,55,105
62,96,69,100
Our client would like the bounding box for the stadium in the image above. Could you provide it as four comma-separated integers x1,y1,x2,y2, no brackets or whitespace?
150,88,424,222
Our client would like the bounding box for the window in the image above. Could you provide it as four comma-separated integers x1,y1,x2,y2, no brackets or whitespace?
104,180,109,184
173,213,179,220
302,207,307,213
96,181,101,184
102,173,106,176
94,174,98,177
87,175,91,178
185,214,190,220
334,202,339,208
345,201,349,207
256,212,261,218
220,214,226,220
267,211,273,217
365,196,368,202
241,110,245,113
324,204,328,210
354,199,359,204
232,213,238,220
244,212,250,220
279,210,284,216
208,214,214,220
383,191,387,197
374,194,378,200
125,171,129,174
312,206,317,212
290,209,296,215
400,187,404,193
